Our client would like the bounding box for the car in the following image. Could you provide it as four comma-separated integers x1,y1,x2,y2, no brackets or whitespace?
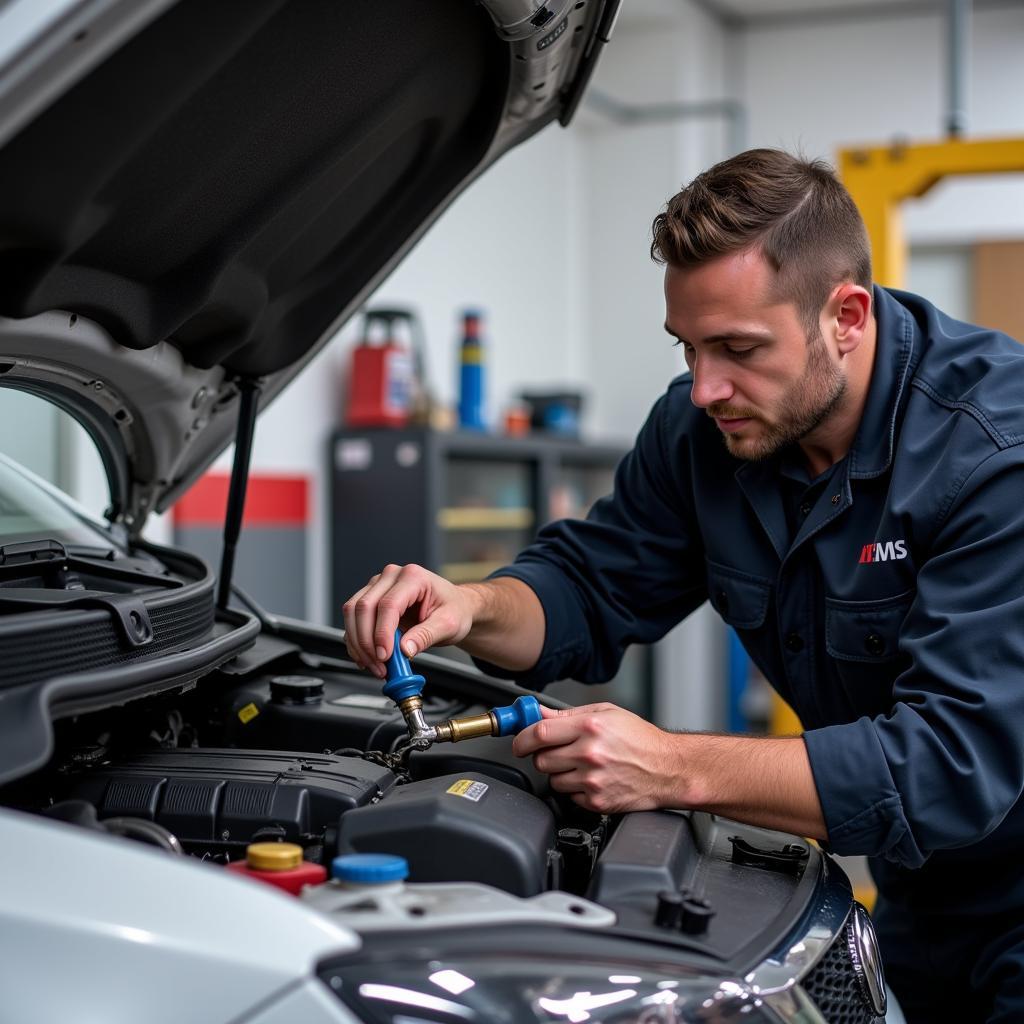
0,2,890,1022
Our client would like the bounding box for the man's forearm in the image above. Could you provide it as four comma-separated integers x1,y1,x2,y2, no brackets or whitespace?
457,577,546,672
672,732,827,840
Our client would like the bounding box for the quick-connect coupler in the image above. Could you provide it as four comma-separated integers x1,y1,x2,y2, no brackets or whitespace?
433,696,542,743
383,629,542,748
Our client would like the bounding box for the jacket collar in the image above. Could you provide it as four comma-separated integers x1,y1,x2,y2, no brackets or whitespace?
847,286,918,479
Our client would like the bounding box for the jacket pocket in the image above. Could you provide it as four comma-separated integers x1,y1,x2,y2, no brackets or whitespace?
825,590,914,714
824,589,915,663
706,560,772,631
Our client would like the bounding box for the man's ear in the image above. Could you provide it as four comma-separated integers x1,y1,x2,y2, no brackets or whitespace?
829,284,872,355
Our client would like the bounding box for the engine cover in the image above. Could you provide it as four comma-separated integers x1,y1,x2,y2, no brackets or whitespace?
337,772,557,897
64,749,395,857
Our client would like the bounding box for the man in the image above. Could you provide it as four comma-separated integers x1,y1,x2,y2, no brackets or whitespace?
343,149,1024,1022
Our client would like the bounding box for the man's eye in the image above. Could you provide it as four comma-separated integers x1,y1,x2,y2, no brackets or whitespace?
726,347,756,359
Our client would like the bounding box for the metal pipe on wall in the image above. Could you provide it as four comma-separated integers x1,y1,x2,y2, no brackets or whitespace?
584,89,748,157
946,0,971,138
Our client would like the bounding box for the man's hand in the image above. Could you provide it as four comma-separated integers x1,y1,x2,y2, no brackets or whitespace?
341,564,545,678
342,563,478,678
513,702,829,839
512,703,681,813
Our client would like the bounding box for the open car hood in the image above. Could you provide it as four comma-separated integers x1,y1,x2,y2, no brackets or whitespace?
0,0,618,530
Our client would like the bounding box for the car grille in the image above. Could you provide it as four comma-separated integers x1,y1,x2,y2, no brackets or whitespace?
802,916,885,1024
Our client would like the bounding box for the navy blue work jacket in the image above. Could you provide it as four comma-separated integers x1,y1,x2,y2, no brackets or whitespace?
485,286,1024,911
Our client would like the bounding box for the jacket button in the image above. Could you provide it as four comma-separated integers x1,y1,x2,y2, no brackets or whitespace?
799,502,811,517
784,632,804,653
715,589,729,614
864,633,885,656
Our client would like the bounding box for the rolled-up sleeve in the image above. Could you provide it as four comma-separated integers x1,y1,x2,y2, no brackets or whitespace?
473,386,708,687
805,445,1024,868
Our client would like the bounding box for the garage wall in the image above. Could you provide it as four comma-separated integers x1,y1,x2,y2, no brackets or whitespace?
739,3,1024,244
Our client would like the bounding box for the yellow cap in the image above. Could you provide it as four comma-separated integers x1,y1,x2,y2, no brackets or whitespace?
246,842,303,871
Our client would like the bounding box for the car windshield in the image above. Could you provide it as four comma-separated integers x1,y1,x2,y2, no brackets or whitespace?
0,452,118,550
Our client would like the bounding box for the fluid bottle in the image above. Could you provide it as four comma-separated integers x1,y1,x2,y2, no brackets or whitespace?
457,309,486,431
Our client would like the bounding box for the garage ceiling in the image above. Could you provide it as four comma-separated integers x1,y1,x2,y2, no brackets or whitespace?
630,0,1018,28
706,0,935,16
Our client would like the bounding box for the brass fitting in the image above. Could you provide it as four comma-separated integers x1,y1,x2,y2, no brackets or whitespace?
433,712,498,744
397,695,423,717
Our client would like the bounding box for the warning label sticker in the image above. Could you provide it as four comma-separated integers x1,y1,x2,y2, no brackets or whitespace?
237,702,260,725
446,779,488,802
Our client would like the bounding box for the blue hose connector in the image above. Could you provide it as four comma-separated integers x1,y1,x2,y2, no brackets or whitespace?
491,695,542,737
382,629,425,704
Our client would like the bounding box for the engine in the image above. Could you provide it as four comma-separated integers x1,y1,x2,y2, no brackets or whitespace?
58,748,559,897
18,653,581,899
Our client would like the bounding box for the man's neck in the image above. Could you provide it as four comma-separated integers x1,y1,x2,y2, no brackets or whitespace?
799,315,878,478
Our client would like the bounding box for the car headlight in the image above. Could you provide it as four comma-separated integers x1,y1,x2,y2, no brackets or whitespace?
319,957,783,1023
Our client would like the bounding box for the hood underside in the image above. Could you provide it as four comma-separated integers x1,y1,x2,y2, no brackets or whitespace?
0,0,616,527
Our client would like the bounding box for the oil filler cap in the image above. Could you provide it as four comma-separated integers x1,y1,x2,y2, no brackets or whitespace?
247,842,303,871
332,853,409,884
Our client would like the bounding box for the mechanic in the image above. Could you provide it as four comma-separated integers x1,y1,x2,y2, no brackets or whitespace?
343,149,1024,1023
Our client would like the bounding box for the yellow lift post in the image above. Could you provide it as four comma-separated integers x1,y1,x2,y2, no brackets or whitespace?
839,136,1024,288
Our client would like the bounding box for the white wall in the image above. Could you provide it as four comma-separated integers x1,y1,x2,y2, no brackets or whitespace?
740,4,1024,245
579,4,732,437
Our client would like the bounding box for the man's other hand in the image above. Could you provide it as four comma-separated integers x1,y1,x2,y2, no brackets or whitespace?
512,703,680,814
342,563,477,678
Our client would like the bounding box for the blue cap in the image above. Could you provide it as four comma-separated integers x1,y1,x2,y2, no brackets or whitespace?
491,695,542,737
332,853,409,884
382,628,425,704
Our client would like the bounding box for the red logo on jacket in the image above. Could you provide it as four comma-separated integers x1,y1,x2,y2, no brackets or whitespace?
858,540,908,564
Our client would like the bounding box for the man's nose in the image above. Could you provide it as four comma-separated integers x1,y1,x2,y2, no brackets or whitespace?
689,360,734,408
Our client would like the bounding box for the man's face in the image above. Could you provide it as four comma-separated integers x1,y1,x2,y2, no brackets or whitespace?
663,249,847,462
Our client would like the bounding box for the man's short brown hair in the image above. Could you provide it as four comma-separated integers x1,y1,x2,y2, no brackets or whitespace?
650,149,872,333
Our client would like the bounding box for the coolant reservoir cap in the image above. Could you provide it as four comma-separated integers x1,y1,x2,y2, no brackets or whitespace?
270,675,324,704
332,853,409,884
247,842,303,871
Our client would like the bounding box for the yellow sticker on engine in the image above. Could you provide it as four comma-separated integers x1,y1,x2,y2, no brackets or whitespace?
238,702,260,725
447,779,488,802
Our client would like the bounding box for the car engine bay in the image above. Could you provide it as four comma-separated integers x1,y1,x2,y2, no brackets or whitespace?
0,527,885,1021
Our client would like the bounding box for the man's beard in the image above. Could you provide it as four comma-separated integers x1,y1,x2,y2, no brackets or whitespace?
708,329,847,462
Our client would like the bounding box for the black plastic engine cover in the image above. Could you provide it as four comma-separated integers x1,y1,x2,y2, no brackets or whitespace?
337,772,556,896
64,749,395,856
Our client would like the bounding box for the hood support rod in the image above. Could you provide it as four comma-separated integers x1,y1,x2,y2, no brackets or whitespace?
217,378,261,611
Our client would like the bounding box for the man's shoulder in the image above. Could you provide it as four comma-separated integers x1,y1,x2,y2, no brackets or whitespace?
892,288,1024,451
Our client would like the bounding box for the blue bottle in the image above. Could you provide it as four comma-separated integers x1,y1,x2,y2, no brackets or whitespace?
457,309,486,431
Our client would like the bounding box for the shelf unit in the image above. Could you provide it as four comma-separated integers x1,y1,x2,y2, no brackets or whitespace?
329,426,653,715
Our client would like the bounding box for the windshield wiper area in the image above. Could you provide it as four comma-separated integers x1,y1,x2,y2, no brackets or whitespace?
0,539,186,649
0,538,181,591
